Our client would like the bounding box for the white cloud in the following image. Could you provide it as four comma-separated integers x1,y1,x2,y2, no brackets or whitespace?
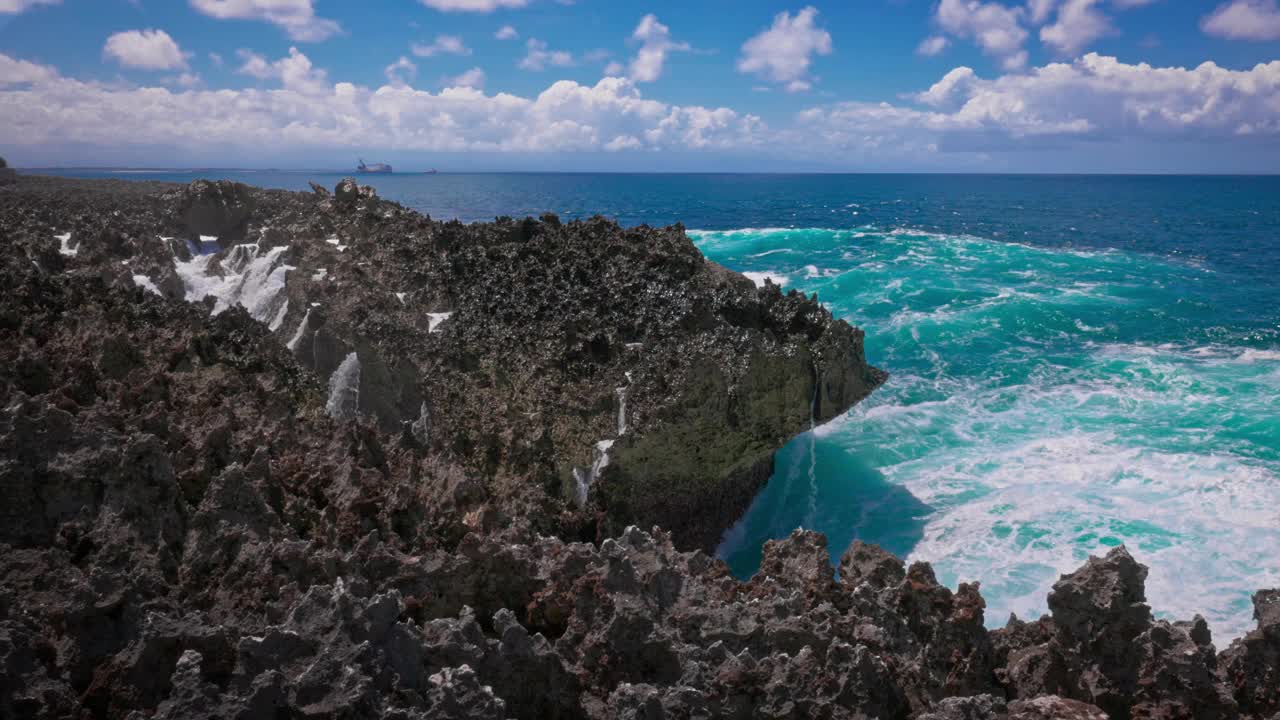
1040,0,1112,55
3,49,1278,169
385,56,417,86
0,53,56,85
604,61,624,76
519,38,574,71
189,0,341,42
411,35,471,57
935,0,1029,70
800,53,1280,153
418,0,528,11
209,51,224,67
1027,0,1058,24
495,25,518,40
917,35,951,56
737,6,832,91
915,66,979,106
1201,0,1280,40
0,50,760,157
103,29,188,71
627,14,689,83
236,47,328,94
445,67,485,89
0,0,59,13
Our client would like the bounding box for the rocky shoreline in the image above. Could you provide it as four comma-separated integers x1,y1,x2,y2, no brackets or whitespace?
1,174,1277,719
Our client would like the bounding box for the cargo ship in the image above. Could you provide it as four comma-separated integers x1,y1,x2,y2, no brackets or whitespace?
357,158,392,174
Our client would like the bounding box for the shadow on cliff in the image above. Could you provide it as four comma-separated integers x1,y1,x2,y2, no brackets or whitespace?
719,432,932,578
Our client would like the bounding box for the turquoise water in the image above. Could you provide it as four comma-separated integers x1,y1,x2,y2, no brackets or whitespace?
43,169,1280,639
694,227,1280,641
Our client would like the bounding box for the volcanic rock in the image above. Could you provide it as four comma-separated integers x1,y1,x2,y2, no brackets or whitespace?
0,174,1273,719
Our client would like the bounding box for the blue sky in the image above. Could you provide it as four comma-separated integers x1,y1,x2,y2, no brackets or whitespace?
1,0,1279,172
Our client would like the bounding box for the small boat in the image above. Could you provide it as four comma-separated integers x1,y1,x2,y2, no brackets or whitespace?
424,169,438,175
357,158,392,174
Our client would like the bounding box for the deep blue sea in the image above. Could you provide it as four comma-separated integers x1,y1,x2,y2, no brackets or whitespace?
43,169,1280,639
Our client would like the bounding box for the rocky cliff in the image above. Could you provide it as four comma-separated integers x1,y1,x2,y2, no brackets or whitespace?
2,175,1278,719
1,175,884,551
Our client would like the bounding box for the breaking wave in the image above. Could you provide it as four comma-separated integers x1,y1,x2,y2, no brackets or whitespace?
693,227,1280,641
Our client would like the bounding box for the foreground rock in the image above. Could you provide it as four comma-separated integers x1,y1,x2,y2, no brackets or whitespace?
2,175,1277,718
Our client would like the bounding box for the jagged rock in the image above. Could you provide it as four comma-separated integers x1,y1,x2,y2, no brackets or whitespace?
178,179,254,243
917,694,1007,720
1,174,886,554
1221,590,1280,719
334,176,360,205
1007,696,1108,720
839,539,906,590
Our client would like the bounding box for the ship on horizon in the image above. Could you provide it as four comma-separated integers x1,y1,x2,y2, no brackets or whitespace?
357,158,392,174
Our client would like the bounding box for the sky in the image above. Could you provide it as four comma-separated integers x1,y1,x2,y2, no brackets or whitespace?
1,0,1278,172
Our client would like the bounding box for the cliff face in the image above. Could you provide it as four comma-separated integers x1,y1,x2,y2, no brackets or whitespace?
0,175,884,550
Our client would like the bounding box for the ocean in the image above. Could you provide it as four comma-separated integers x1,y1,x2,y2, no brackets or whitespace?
42,169,1280,640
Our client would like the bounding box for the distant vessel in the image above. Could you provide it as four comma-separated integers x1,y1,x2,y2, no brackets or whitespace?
357,158,392,174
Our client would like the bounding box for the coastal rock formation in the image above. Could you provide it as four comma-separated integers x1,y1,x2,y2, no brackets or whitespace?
0,156,14,185
0,175,885,551
2,175,1278,719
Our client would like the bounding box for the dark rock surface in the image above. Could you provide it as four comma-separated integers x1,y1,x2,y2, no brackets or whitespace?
1,175,1277,719
0,174,884,552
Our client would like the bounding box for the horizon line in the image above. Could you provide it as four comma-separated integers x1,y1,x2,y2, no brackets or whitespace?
17,167,1280,178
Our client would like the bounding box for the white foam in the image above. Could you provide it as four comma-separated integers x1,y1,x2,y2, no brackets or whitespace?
427,312,452,332
311,268,328,281
325,352,361,420
901,432,1280,640
573,439,616,508
173,244,293,328
325,237,348,252
131,275,161,296
286,309,312,353
743,271,791,288
55,232,76,257
1236,348,1280,364
395,292,406,305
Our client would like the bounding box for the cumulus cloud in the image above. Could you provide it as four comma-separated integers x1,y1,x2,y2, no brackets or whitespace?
385,56,417,86
917,35,951,56
0,0,59,13
1040,0,1113,55
1201,0,1280,40
495,25,518,40
411,35,471,57
0,51,760,158
737,6,832,92
935,0,1029,70
444,67,485,89
103,29,188,71
1027,0,1058,24
2,49,1277,169
604,61,624,76
627,14,689,83
237,47,328,94
800,53,1280,154
418,0,528,11
519,39,574,71
189,0,341,42
0,53,56,85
